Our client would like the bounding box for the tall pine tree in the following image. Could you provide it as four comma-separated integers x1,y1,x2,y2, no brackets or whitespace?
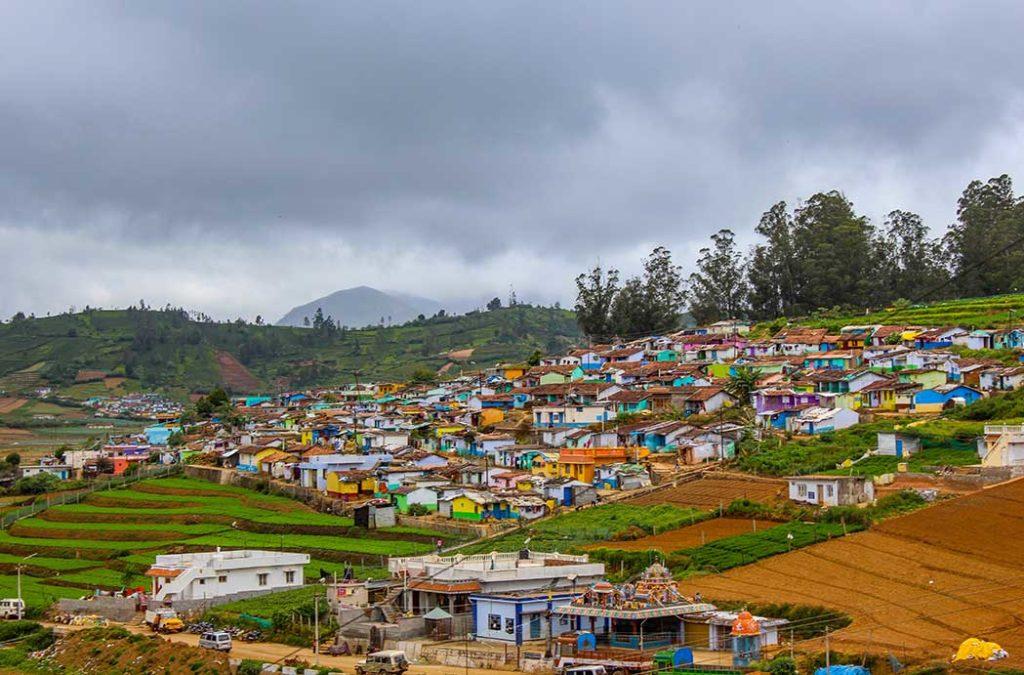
688,229,748,324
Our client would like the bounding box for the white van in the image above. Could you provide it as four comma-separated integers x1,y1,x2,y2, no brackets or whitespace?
198,631,232,652
0,599,25,619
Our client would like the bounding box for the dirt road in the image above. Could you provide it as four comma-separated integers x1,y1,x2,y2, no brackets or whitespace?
120,625,513,674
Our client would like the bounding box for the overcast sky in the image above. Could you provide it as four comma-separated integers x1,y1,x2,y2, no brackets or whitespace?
4,1,1024,321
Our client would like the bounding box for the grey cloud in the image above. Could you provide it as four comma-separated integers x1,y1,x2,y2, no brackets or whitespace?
3,1,1024,318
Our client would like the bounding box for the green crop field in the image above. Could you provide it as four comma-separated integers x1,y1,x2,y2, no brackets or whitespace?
0,476,456,609
668,521,857,574
458,503,709,555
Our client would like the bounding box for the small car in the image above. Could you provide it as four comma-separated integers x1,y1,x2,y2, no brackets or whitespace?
198,631,232,652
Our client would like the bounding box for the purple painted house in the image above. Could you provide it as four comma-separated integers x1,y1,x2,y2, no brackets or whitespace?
752,388,821,412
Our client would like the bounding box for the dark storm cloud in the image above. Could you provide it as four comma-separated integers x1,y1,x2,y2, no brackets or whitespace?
3,1,1024,318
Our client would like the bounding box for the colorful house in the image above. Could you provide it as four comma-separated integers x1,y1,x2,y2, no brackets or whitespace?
912,385,983,413
325,471,378,501
390,485,439,513
238,447,280,473
439,492,513,521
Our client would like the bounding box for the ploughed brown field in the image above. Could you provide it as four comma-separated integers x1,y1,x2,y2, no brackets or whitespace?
690,477,1024,665
627,474,786,509
592,517,779,553
0,397,27,414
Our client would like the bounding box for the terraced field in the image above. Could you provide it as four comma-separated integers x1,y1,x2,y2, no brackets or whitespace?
627,474,786,509
592,518,779,553
690,477,1024,665
0,476,454,610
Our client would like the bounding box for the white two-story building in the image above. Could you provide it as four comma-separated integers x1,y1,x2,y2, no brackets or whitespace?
147,549,309,603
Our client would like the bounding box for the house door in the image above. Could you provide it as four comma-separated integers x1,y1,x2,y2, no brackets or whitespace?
529,614,541,640
817,484,825,504
895,439,903,459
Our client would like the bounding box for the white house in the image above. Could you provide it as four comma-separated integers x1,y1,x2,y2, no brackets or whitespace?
362,430,410,451
19,463,72,480
147,549,309,603
876,432,922,458
532,404,612,428
789,407,859,435
787,475,874,506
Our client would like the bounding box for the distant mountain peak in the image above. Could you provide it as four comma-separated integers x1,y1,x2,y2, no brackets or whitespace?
276,286,442,328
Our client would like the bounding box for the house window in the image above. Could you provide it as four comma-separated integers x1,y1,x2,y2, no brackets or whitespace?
258,573,268,587
826,484,834,498
505,618,515,634
797,484,807,497
488,614,502,631
198,578,205,585
285,571,295,583
218,575,227,583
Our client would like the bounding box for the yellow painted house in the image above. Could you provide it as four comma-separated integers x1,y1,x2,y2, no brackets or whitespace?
325,472,378,501
530,453,560,478
899,369,947,389
238,446,281,472
478,408,505,427
435,425,466,438
500,364,527,380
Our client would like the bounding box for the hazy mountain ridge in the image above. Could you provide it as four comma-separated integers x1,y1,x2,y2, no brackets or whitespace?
276,286,443,328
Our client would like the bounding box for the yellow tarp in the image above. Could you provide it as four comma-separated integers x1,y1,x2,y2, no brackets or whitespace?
953,638,1006,662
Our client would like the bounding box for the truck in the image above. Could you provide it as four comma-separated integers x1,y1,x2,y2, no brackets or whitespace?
144,608,184,633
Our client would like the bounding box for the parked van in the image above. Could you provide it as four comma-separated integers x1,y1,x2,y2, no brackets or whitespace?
0,599,25,619
198,631,232,652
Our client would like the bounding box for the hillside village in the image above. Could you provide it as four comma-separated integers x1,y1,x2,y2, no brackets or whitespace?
1,315,1024,673
24,319,1024,523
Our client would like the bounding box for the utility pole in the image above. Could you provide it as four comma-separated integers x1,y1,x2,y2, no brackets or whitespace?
825,626,831,674
314,589,321,665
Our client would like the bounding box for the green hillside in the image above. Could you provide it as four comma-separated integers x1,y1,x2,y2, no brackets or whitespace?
0,306,580,394
756,293,1024,334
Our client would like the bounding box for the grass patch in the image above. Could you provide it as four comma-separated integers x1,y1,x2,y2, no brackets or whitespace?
738,418,982,476
458,503,709,555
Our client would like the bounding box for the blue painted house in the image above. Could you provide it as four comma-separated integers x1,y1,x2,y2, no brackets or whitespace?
912,384,983,412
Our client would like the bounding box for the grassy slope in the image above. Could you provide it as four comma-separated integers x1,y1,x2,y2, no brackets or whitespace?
760,293,1024,334
0,306,580,393
737,418,984,476
0,476,452,608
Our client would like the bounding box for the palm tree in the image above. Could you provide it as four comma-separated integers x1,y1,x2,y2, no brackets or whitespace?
725,367,761,406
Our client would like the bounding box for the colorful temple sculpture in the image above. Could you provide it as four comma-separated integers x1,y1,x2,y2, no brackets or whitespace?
730,610,762,667
554,563,716,651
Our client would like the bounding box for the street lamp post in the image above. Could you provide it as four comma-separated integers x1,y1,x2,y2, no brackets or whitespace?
17,553,38,619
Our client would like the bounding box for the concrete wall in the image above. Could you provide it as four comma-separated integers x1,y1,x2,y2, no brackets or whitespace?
169,586,302,616
420,642,519,671
57,597,138,622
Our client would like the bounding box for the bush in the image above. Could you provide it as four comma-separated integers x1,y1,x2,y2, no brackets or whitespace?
238,661,263,675
11,473,61,495
407,504,430,517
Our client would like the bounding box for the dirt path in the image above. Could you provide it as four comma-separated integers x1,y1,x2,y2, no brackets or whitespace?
215,351,262,392
117,625,514,674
